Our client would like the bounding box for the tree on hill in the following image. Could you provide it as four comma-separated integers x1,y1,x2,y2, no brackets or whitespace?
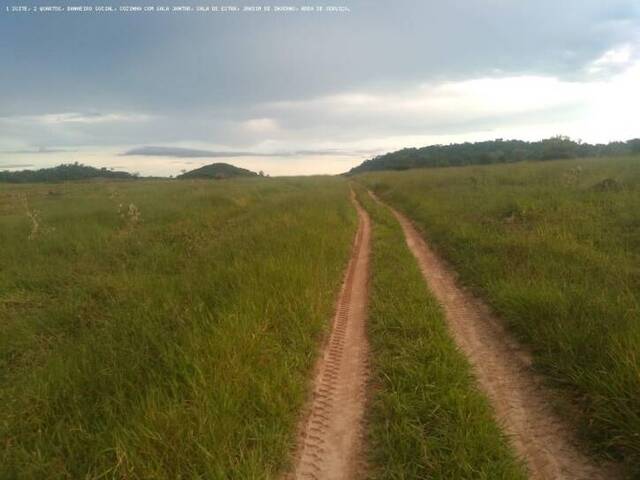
541,135,578,160
628,138,640,154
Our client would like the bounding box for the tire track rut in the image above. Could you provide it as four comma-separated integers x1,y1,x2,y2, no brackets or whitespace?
371,191,620,480
288,191,370,480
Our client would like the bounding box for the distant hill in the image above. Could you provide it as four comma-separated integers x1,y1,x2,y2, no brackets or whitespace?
348,137,640,175
177,163,259,179
0,163,135,183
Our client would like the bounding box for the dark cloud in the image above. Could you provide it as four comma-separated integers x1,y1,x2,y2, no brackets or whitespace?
2,1,639,117
2,147,75,154
122,146,262,158
0,163,35,169
122,146,369,158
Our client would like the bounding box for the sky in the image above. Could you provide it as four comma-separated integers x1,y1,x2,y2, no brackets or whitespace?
1,0,640,176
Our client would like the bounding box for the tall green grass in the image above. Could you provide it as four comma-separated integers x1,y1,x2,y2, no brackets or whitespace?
0,178,356,479
360,156,640,474
356,188,526,479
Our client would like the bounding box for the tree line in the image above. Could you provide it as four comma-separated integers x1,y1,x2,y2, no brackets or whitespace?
0,163,136,183
348,136,640,174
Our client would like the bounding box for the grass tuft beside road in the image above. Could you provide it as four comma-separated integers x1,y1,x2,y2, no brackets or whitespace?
360,155,640,474
0,178,356,479
356,187,527,479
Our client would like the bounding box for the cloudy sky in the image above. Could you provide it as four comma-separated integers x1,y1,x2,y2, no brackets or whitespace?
1,0,640,176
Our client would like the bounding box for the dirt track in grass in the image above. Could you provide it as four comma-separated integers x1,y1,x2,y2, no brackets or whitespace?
371,191,620,480
288,192,371,480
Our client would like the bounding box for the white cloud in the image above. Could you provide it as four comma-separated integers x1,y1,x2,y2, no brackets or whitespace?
268,76,590,122
241,117,280,133
263,55,640,147
587,43,636,74
2,112,153,125
41,112,153,124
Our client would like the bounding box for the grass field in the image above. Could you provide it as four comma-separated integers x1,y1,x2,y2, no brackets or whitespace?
0,178,356,479
4,157,639,478
359,155,640,473
356,187,527,479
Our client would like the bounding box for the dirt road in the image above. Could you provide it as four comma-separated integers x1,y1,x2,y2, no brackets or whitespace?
289,192,370,480
372,192,618,480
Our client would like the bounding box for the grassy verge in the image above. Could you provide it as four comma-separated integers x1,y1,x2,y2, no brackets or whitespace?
360,155,640,473
355,187,526,479
0,177,356,479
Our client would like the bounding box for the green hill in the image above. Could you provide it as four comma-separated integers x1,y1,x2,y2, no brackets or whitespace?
177,163,259,179
0,163,135,183
348,137,640,174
